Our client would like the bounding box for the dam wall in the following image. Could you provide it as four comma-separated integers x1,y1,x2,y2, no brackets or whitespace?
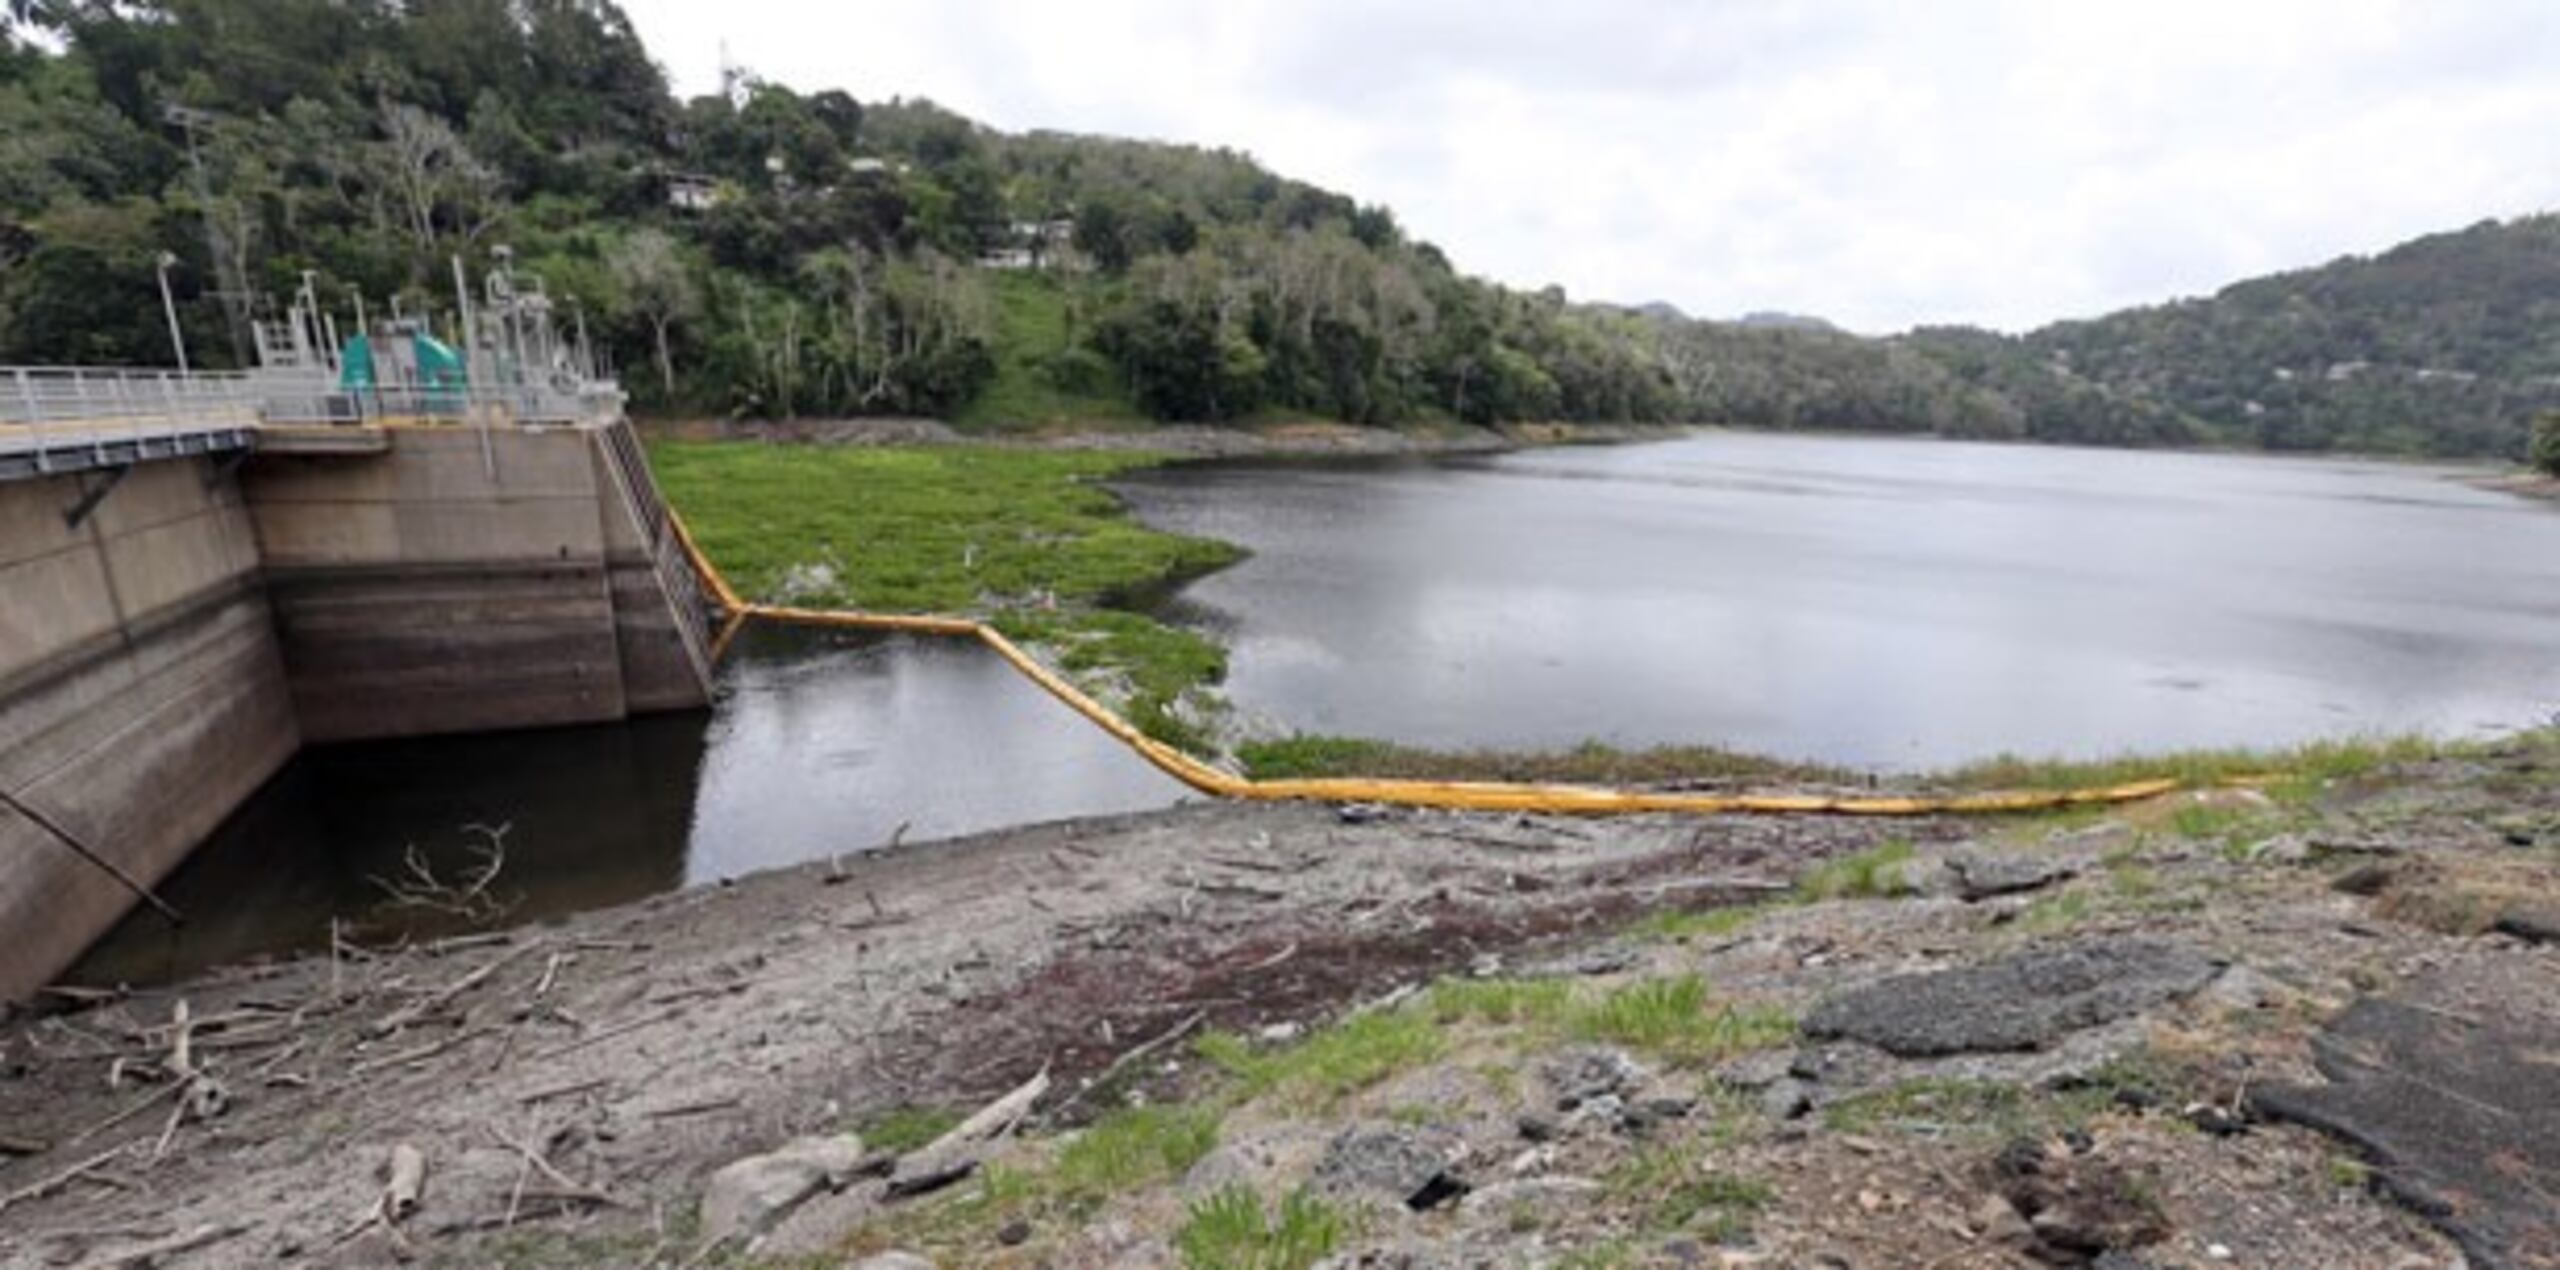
0,458,301,1003
0,419,714,999
244,422,713,740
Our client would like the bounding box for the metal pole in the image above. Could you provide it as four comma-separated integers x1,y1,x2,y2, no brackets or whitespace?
156,252,191,375
0,785,183,925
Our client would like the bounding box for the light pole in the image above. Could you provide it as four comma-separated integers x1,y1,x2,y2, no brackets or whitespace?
155,251,190,375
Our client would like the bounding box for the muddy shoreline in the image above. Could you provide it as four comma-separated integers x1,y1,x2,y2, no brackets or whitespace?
4,733,2557,1266
0,799,1941,1266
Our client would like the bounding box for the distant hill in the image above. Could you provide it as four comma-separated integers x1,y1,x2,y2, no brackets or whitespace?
1,3,2550,456
2002,217,2560,455
1736,311,1837,332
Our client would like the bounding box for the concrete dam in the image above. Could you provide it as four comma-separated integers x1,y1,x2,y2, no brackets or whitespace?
0,371,716,1001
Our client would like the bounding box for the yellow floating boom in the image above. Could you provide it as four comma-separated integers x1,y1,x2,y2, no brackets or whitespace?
669,512,2192,817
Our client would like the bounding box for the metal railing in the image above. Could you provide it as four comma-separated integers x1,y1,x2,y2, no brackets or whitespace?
0,366,625,475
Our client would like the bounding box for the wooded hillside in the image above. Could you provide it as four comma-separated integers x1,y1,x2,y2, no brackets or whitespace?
3,2,2551,457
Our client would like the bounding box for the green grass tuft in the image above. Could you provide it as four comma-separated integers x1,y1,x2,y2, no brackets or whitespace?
1940,734,2438,793
1794,839,1917,901
1632,903,1772,943
1427,977,1577,1028
1197,1008,1447,1108
1606,1146,1772,1242
952,272,1148,431
1176,1186,1344,1270
855,1105,964,1154
1571,975,1797,1065
1236,733,1850,786
1053,1104,1222,1202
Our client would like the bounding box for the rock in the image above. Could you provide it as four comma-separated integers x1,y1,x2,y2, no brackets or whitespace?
1257,1020,1304,1043
1521,943,1640,977
1716,1050,1794,1092
995,1218,1030,1246
1758,1080,1814,1121
2251,833,2313,865
1543,1046,1648,1109
2331,861,2397,896
1800,939,2223,1057
1515,1113,1560,1143
2250,994,2560,1267
1993,1135,2171,1261
849,1254,936,1270
700,1133,869,1246
2183,1103,2250,1137
2199,964,2289,1011
1337,803,1388,825
2492,906,2560,944
1310,1125,1468,1211
1457,1175,1600,1214
1951,852,2076,901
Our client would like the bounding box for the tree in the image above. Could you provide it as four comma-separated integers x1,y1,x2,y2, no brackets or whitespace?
609,228,696,400
2532,410,2560,476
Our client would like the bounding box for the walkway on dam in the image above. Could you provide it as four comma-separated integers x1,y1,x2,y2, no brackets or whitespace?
0,365,621,480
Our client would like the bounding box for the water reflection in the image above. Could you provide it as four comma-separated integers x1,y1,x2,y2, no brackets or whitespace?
1116,433,2560,769
70,624,1189,985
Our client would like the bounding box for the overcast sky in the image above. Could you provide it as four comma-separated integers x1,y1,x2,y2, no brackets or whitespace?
621,1,2559,333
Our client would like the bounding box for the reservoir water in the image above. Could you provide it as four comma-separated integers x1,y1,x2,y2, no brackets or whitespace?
72,431,2560,983
1116,432,2560,769
69,624,1189,985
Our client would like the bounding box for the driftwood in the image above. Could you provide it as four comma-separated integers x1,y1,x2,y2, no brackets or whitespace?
0,1144,133,1215
75,1220,249,1269
368,941,544,1038
1048,1010,1206,1121
883,1068,1050,1201
487,1125,626,1210
0,1135,48,1157
384,1143,427,1222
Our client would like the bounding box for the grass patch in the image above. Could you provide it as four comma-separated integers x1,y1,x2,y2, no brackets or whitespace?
1053,1104,1222,1203
1176,1185,1344,1270
1794,839,1917,901
1236,734,1850,786
650,442,1238,614
1606,1146,1772,1243
1941,734,2439,793
1428,977,1577,1028
651,440,1245,751
951,272,1148,431
1633,902,1773,943
1197,1008,1447,1108
1571,975,1796,1065
855,1105,962,1155
1822,1077,2028,1136
2016,889,2093,931
996,608,1229,750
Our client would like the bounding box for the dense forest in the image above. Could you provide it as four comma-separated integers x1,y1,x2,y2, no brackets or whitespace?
3,1,2554,458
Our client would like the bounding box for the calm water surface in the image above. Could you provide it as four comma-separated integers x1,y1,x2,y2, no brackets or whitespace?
71,624,1188,984
1117,432,2560,768
75,431,2560,982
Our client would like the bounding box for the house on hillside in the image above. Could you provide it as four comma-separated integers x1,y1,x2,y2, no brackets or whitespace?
664,172,722,212
976,217,1084,272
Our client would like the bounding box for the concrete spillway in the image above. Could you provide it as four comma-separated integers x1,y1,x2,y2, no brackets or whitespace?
0,419,713,999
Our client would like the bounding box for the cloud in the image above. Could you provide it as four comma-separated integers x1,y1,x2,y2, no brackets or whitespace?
620,0,2560,333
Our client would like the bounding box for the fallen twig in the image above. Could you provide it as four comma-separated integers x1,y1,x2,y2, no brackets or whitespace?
77,1220,249,1268
0,1144,132,1215
1049,1010,1207,1121
486,1125,628,1210
349,1025,495,1077
368,941,544,1038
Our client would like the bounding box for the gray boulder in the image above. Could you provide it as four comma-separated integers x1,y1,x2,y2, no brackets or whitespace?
701,1133,870,1245
1801,940,2222,1056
